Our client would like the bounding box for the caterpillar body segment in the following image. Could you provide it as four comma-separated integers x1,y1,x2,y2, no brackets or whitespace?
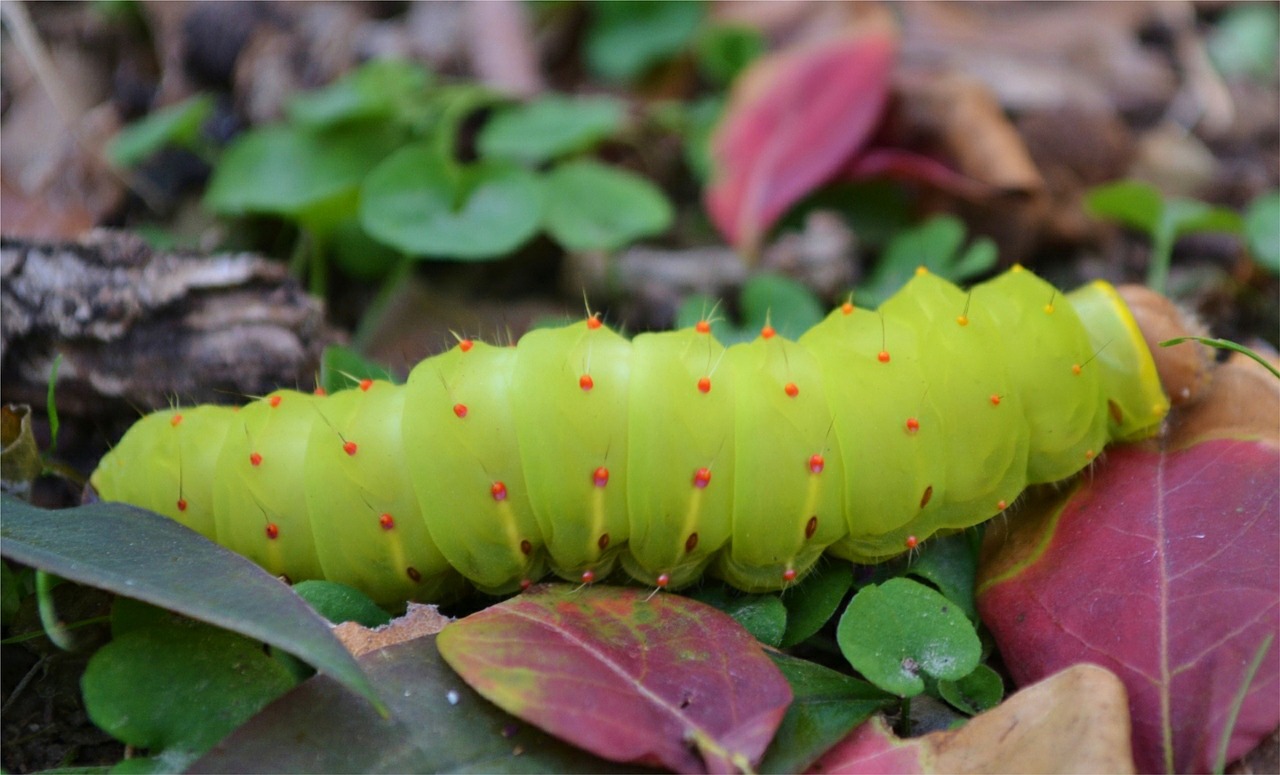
90,268,1169,604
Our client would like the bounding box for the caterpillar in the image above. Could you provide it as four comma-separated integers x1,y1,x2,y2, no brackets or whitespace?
89,267,1169,606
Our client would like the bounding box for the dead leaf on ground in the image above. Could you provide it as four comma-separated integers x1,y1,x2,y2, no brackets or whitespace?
333,603,452,657
809,664,1135,774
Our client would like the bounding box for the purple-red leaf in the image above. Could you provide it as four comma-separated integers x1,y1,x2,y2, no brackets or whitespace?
436,584,792,774
705,30,896,254
977,358,1280,774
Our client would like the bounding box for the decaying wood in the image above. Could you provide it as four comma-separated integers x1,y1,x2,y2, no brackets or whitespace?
1,230,336,418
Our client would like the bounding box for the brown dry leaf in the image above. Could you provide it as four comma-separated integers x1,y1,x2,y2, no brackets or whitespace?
333,603,452,658
1118,284,1215,408
812,664,1134,773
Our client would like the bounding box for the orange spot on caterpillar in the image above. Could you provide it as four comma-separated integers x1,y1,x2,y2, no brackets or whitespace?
582,569,596,584
592,467,609,487
1085,449,1095,460
598,533,610,550
693,467,712,488
656,573,670,588
784,382,799,397
1044,303,1055,314
805,515,818,539
697,376,712,393
491,481,508,501
990,394,1002,406
920,485,933,509
520,578,533,591
915,266,928,276
878,350,890,363
782,568,797,582
379,513,395,530
520,539,532,555
695,320,711,334
171,414,183,427
809,454,825,474
761,324,776,339
685,532,699,553
360,378,373,392
453,403,468,418
269,395,282,408
997,499,1008,511
265,523,279,540
904,535,918,550
177,498,188,512
313,387,327,397
579,374,594,391
906,417,920,433
343,440,358,456
406,566,422,583
250,452,263,467
1072,363,1082,375
841,301,854,315
459,339,474,352
586,315,602,330
956,315,969,326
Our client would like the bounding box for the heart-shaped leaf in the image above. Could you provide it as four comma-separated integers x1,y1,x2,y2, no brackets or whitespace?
543,160,673,252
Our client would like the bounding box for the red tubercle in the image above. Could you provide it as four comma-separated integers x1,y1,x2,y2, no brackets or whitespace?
1043,303,1055,315
269,395,282,408
170,414,183,427
592,467,609,487
808,454,824,474
782,568,797,583
656,573,670,588
459,339,474,352
581,569,596,584
579,374,594,391
379,513,395,530
177,498,188,512
997,499,1008,511
695,320,711,334
877,350,890,363
453,403,468,418
313,387,327,397
249,452,263,467
990,394,1002,406
905,417,920,433
343,440,358,456
904,535,918,550
760,324,776,339
1085,449,1095,460
956,315,969,327
693,467,712,488
1072,363,1082,375
697,376,712,393
784,382,799,398
491,481,508,501
265,523,279,540
586,315,602,330
841,301,854,315
359,378,373,392
520,578,533,591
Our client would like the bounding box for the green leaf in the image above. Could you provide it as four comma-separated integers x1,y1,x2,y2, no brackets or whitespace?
690,584,788,647
0,496,383,712
1208,3,1280,79
904,532,979,621
780,562,854,648
739,273,826,339
760,652,896,774
360,145,543,260
288,59,431,128
937,663,1004,716
292,580,392,627
320,345,396,395
1245,190,1280,274
543,160,673,251
107,94,215,168
478,95,626,165
327,217,402,281
1085,180,1165,236
856,215,997,307
82,619,295,757
836,577,982,697
205,123,400,222
695,25,766,86
586,0,705,82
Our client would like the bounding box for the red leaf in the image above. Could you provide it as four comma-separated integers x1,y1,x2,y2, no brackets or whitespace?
705,31,896,254
437,584,792,774
977,370,1280,775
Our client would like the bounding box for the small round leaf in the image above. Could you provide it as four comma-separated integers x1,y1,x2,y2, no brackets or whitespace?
479,95,626,165
544,160,672,252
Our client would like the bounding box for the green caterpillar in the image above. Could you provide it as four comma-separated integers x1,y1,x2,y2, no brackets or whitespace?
90,267,1168,605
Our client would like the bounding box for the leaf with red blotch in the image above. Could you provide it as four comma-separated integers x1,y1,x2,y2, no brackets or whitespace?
437,584,792,774
704,30,896,255
977,356,1280,774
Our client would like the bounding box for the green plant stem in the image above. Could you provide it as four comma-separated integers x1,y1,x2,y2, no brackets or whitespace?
898,695,912,737
1160,336,1280,379
35,570,75,651
45,354,62,456
1147,232,1174,296
1212,634,1274,774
